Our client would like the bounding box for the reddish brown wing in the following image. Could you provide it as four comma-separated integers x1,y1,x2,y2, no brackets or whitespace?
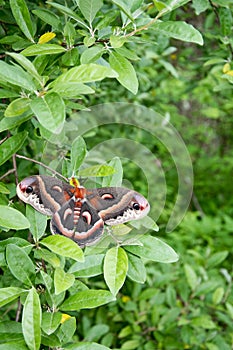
50,198,104,247
17,175,75,215
86,187,150,224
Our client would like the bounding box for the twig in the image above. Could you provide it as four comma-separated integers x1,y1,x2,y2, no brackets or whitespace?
15,154,68,182
0,136,8,145
12,154,18,186
124,8,167,38
15,300,22,322
0,168,15,181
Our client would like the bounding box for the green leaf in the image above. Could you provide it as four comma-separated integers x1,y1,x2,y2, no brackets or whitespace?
78,164,115,177
39,271,58,307
83,36,96,47
0,89,19,98
0,333,24,344
84,324,109,342
0,112,32,133
34,248,61,268
0,61,36,91
0,206,30,230
71,136,87,174
61,48,79,66
0,182,10,194
80,46,104,64
96,10,118,29
40,235,84,262
22,288,41,350
32,9,60,30
0,131,28,166
191,315,216,329
206,251,228,269
184,264,198,291
0,287,25,307
212,287,224,305
0,237,32,255
41,333,61,347
195,280,221,297
130,215,159,232
109,51,138,94
48,2,88,29
219,8,233,36
112,0,134,21
159,58,179,78
110,224,132,236
104,247,128,296
56,316,76,344
4,98,30,117
54,267,75,295
6,244,35,286
0,320,23,333
69,254,104,277
9,0,34,42
110,35,126,48
102,157,123,187
166,285,177,307
192,0,210,15
118,325,132,338
65,342,111,350
158,308,180,330
60,290,115,311
0,343,28,350
51,63,118,86
127,253,146,283
7,52,43,85
154,21,203,45
153,0,190,13
64,22,76,47
125,235,179,263
226,303,233,320
41,312,62,335
26,205,47,241
51,82,95,98
30,92,65,134
115,46,139,61
21,44,66,56
79,0,103,24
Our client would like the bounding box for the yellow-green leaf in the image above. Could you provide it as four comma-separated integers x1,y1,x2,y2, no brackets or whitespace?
38,32,56,44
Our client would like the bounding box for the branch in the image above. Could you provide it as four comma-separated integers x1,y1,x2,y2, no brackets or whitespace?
15,154,68,182
15,300,22,322
12,154,18,186
124,8,167,38
0,169,15,181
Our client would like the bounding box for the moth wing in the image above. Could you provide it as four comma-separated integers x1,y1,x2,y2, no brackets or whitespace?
50,198,104,247
17,175,75,215
38,175,75,213
50,197,76,237
86,187,131,211
86,187,150,224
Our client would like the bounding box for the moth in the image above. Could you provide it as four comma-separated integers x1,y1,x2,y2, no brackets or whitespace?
17,175,150,247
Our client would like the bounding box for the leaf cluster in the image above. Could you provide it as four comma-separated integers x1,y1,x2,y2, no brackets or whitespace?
0,0,233,349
